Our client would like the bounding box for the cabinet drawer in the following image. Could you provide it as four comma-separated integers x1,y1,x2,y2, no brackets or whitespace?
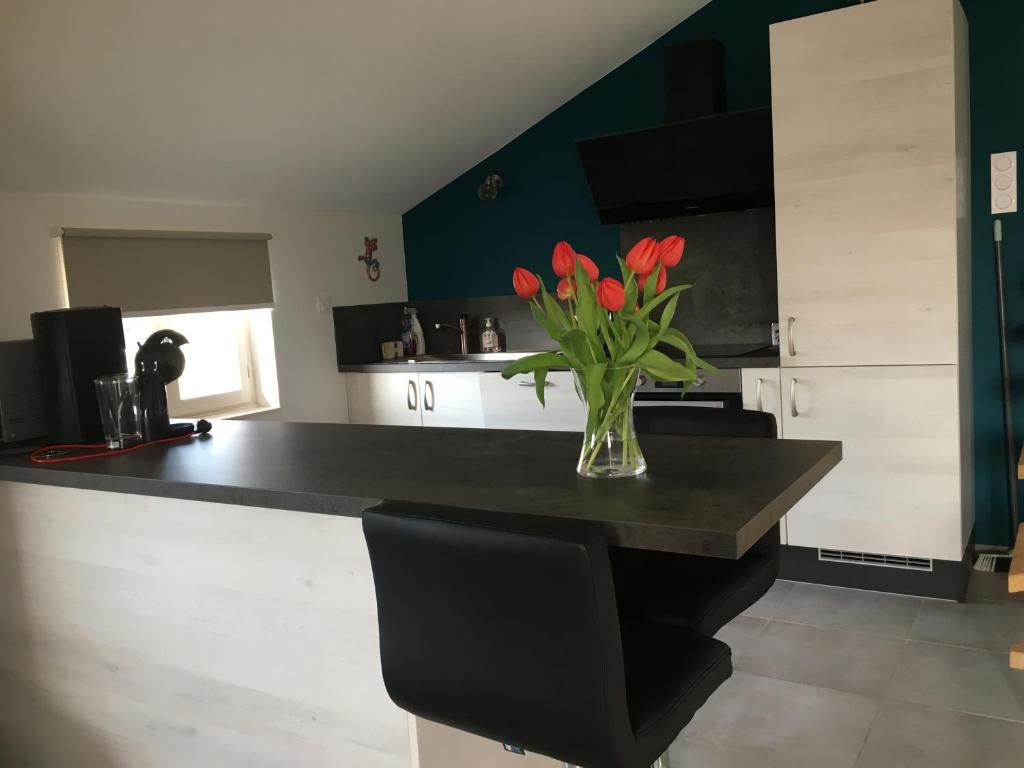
480,371,583,432
780,365,963,561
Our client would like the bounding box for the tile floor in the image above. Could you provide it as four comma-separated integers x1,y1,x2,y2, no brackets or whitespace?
669,573,1024,767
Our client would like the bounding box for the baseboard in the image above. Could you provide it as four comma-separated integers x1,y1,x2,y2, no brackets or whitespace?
779,529,975,601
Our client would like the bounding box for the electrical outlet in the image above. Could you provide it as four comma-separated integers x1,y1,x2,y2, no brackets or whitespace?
992,151,1017,214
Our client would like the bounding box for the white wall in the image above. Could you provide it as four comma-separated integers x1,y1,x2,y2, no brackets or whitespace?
0,192,407,423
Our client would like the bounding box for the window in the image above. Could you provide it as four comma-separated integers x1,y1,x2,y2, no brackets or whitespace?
123,308,279,418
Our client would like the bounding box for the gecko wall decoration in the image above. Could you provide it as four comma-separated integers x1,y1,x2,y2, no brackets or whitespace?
358,237,381,282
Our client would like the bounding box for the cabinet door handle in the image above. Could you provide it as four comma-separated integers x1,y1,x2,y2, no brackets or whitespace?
790,378,799,418
407,380,417,411
787,317,796,358
755,377,764,412
424,380,435,412
519,380,552,388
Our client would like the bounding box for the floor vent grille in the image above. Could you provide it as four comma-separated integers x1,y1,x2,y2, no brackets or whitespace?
818,548,933,572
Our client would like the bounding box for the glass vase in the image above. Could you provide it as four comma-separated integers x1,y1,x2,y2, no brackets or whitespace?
573,367,646,479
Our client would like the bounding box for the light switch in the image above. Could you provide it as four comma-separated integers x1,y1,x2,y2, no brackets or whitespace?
992,151,1017,214
315,296,332,315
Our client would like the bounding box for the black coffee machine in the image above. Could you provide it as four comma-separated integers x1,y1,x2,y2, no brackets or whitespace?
135,330,194,441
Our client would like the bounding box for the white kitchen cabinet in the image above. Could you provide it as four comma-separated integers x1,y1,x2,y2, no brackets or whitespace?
479,371,584,432
345,372,485,428
771,0,969,368
740,368,783,435
345,372,422,427
419,373,485,428
780,366,965,562
768,0,973,572
741,367,787,544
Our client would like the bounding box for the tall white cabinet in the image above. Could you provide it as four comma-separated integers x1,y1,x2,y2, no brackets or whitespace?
770,0,973,563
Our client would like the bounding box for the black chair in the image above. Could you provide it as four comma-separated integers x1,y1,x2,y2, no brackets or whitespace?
613,407,780,636
363,501,732,768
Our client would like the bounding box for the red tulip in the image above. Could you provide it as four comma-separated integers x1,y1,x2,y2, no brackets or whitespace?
512,267,540,299
657,236,685,268
552,241,576,278
596,278,626,312
625,237,659,274
639,266,668,295
556,277,576,301
576,253,599,283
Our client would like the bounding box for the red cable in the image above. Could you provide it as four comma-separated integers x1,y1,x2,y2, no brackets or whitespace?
30,432,197,464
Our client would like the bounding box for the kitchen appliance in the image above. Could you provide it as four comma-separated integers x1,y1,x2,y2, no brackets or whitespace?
134,329,190,441
0,340,47,443
635,367,743,410
576,107,774,224
31,306,127,442
576,38,773,225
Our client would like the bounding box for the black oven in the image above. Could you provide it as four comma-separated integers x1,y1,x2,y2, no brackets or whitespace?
634,368,743,410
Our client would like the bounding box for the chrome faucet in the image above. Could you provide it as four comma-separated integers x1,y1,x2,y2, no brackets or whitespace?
435,314,470,354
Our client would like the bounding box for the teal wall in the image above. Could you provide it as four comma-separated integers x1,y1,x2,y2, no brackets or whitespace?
402,0,1024,547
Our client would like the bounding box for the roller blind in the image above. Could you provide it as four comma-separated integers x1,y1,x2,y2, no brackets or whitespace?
61,229,274,315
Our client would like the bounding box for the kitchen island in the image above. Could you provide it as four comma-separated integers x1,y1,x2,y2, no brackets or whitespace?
0,421,839,767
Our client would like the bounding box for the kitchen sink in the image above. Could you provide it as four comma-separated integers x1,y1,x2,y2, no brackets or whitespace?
398,352,543,363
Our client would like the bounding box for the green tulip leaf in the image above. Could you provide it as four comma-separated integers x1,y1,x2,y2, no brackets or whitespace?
638,283,692,319
541,284,570,331
534,368,549,407
501,351,565,379
637,348,698,382
658,293,679,335
529,301,562,341
559,328,591,369
642,262,661,306
619,320,650,365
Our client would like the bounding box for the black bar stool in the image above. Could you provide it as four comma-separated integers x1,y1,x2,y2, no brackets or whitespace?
363,501,732,768
615,407,780,636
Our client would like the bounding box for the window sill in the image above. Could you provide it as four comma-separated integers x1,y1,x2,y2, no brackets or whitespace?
176,405,280,421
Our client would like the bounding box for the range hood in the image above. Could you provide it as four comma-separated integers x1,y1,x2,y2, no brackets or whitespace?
577,108,773,225
575,40,774,225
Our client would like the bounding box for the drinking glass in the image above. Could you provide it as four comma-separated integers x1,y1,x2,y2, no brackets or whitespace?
94,374,142,450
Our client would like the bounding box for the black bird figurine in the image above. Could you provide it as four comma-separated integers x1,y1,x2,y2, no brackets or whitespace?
134,330,189,440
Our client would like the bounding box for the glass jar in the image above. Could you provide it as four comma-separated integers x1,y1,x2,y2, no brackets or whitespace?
481,316,503,353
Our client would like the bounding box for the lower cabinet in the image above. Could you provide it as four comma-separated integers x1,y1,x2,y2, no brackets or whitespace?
345,371,586,432
345,372,484,428
740,368,784,434
779,365,965,562
479,371,584,432
741,367,787,543
346,372,421,426
419,373,485,428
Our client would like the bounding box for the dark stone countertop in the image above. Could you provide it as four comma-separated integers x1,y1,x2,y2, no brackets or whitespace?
338,349,781,374
0,420,837,559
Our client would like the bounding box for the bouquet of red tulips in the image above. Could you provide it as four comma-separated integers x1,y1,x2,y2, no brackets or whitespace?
503,237,712,478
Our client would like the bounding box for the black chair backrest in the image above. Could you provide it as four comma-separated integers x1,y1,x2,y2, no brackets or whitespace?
633,406,777,439
362,502,635,766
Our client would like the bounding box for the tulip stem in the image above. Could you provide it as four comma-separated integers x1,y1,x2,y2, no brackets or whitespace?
582,369,640,472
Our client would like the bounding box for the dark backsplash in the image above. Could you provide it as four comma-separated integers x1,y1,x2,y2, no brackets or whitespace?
334,295,552,364
620,208,778,347
336,208,778,365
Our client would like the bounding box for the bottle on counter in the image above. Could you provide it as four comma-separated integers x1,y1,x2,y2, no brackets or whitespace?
408,308,426,355
400,307,414,356
481,316,504,353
